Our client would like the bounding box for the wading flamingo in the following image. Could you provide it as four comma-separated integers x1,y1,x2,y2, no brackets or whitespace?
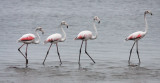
75,16,100,64
18,27,44,65
125,11,152,64
43,21,68,64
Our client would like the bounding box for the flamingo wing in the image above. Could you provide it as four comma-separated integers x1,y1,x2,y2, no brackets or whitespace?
45,33,62,43
126,31,146,41
19,34,35,41
75,30,92,40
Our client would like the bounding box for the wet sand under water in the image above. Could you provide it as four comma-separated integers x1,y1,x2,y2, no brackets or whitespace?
0,60,160,83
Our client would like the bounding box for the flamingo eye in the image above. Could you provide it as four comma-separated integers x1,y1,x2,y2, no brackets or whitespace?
94,18,97,20
94,16,99,21
39,28,42,30
61,21,66,25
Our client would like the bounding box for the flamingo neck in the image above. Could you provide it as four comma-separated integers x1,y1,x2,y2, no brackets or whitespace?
60,25,66,42
34,30,40,44
144,14,148,33
91,20,98,40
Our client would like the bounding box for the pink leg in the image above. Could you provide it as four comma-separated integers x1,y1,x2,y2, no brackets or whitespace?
56,43,62,64
43,43,53,64
136,41,141,63
25,44,28,65
18,44,28,65
85,41,95,63
78,40,84,64
18,44,26,59
128,41,136,64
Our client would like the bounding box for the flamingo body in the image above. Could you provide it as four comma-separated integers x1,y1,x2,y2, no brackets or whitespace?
126,10,152,65
45,33,62,43
17,27,44,66
75,30,92,40
126,31,146,41
42,21,68,64
18,34,35,43
75,16,100,64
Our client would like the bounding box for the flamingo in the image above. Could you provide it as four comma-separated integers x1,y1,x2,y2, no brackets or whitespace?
75,16,100,64
125,11,152,64
42,21,68,64
18,27,44,65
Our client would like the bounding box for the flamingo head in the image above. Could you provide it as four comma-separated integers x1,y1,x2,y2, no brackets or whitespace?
36,27,44,34
61,21,68,28
94,16,100,24
144,11,152,15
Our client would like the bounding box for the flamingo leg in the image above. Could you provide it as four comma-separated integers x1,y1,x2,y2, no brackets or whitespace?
78,40,84,64
18,44,27,59
25,44,28,64
85,41,95,63
128,41,136,64
43,43,53,64
56,43,62,64
136,41,141,63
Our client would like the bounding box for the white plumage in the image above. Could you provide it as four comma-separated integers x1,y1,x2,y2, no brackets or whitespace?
18,33,36,43
42,21,68,64
75,16,100,64
126,10,152,64
44,33,62,44
75,30,92,40
17,27,44,65
126,31,146,41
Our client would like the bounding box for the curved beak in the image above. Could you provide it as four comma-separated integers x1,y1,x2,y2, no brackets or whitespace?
65,24,68,28
98,21,100,24
41,29,44,34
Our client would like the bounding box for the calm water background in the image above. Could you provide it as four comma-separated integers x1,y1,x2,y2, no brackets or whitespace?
0,0,160,83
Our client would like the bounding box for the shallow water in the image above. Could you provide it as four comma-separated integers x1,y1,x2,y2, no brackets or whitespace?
0,0,160,83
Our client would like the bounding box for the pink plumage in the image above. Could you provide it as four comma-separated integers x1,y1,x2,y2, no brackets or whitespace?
126,10,152,64
75,16,100,64
44,33,62,44
42,21,68,64
125,31,146,41
19,34,35,41
75,30,92,40
17,27,44,65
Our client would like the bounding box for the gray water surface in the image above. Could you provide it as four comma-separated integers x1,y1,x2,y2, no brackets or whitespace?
0,0,160,83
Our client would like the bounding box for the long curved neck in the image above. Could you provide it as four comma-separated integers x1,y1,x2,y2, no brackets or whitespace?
91,21,98,40
34,30,40,44
60,25,66,42
144,14,148,33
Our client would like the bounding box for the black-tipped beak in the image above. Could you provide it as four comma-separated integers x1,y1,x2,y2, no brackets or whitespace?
98,21,100,24
41,30,44,34
42,31,44,34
